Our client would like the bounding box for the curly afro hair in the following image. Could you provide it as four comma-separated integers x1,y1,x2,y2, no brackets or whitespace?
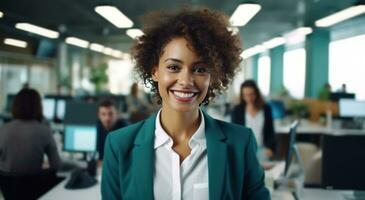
132,7,243,106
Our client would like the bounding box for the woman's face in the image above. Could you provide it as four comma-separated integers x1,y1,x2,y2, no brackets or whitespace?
152,37,211,113
242,87,256,105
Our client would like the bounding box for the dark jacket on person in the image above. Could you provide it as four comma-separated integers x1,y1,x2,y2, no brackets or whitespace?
96,119,128,160
231,103,276,153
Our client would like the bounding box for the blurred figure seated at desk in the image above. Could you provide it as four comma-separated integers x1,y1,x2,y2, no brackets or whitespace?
0,88,62,199
97,99,128,161
126,82,154,123
231,80,277,159
318,83,331,101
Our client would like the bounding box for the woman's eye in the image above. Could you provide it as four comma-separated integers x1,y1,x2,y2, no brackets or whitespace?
167,65,179,71
194,66,209,74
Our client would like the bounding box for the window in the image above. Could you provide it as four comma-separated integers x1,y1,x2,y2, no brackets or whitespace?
107,59,134,95
329,34,365,100
257,56,271,96
283,49,306,99
30,65,52,95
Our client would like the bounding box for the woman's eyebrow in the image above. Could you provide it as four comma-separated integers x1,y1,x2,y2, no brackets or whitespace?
164,58,206,65
164,58,183,63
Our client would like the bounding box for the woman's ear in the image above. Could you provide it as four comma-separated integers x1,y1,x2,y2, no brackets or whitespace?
151,66,158,82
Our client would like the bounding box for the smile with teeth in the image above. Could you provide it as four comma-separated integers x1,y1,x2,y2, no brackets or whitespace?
171,90,198,102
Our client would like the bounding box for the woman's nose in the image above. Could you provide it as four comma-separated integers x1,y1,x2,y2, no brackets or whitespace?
177,69,194,86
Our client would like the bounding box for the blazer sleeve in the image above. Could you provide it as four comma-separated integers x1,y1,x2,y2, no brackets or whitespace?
242,130,271,200
101,135,122,200
264,105,277,153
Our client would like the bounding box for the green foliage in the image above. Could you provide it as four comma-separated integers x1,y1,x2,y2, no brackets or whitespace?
288,100,309,119
90,63,108,93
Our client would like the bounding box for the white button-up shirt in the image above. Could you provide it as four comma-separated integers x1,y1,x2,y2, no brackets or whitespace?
153,110,209,200
245,109,264,146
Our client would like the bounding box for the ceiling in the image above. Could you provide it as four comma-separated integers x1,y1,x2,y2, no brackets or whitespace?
0,0,360,53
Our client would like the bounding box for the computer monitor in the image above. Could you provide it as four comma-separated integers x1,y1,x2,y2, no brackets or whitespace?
64,101,98,125
322,135,365,196
339,99,365,118
64,125,97,152
42,98,56,121
56,99,66,120
330,92,355,102
284,120,300,176
269,100,286,119
4,94,16,113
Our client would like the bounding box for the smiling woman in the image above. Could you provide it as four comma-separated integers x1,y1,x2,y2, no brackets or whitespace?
101,7,271,200
151,37,211,113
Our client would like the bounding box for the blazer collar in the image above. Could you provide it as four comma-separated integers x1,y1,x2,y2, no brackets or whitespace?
133,113,156,200
132,111,228,200
204,111,228,200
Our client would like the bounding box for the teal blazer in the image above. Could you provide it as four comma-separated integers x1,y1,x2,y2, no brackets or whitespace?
101,111,270,200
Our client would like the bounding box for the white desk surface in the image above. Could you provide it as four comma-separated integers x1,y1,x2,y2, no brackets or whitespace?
272,189,354,200
40,177,352,200
275,120,365,135
40,161,354,200
39,175,101,200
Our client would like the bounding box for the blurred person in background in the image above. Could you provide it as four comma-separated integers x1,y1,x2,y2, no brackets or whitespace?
231,80,277,159
126,82,153,123
96,99,128,161
0,88,61,174
318,83,332,101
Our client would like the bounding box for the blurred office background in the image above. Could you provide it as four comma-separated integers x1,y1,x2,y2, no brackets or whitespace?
1,0,365,199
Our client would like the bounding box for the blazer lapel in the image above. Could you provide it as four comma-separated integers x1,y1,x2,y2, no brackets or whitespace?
133,114,157,200
203,112,228,200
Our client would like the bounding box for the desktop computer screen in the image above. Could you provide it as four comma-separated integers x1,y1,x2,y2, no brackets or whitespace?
64,125,97,152
284,120,300,176
4,94,16,113
322,135,365,191
42,98,56,120
64,101,98,125
339,99,365,118
269,100,286,119
56,99,66,120
330,92,355,102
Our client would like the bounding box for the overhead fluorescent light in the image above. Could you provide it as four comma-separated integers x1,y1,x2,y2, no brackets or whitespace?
0,11,3,18
103,47,113,55
15,23,59,39
4,38,27,48
263,37,286,49
241,45,265,59
89,43,104,52
65,37,89,48
227,27,239,35
285,27,313,38
315,5,365,27
95,5,133,28
230,3,261,26
284,27,312,45
122,53,131,60
126,29,144,39
291,27,313,36
112,50,123,58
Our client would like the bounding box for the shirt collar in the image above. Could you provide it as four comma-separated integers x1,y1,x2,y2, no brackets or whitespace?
154,109,206,150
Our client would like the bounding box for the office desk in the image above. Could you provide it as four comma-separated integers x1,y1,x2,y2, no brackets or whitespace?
275,120,365,135
39,175,101,200
272,189,354,200
40,175,352,200
40,162,353,200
